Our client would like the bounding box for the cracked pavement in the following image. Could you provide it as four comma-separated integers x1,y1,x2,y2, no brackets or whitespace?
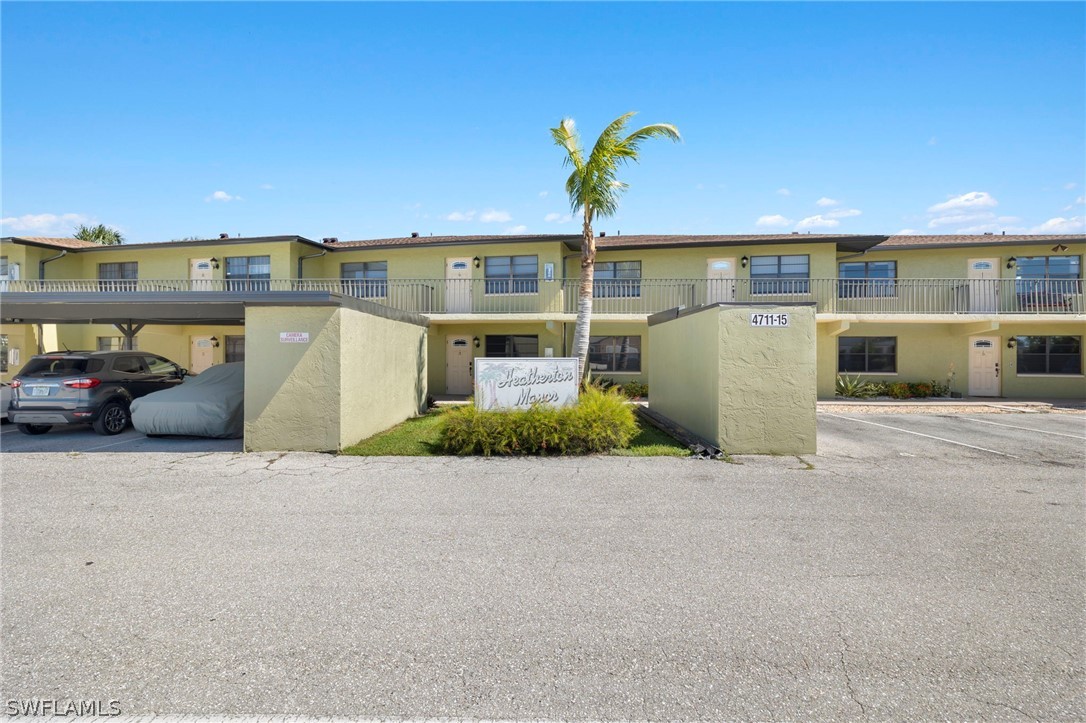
1,413,1084,719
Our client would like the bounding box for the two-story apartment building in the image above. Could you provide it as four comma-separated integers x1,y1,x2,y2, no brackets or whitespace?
2,231,1083,400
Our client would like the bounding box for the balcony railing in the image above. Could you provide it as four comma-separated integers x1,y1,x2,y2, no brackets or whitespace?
1,278,1082,315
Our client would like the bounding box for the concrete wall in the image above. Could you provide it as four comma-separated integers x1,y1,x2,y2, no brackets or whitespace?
244,305,428,452
649,304,817,454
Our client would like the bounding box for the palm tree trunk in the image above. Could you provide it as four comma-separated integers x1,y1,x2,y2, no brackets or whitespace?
571,217,595,381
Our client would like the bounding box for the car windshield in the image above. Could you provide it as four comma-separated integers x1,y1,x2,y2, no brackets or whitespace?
19,357,103,377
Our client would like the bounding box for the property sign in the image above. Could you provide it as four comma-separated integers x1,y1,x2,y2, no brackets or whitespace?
279,332,310,343
750,313,789,327
474,357,579,410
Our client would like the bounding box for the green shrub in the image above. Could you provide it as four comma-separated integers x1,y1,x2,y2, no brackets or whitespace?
887,382,912,399
835,374,877,398
929,379,950,397
441,387,637,456
868,381,890,397
908,382,933,398
621,381,648,399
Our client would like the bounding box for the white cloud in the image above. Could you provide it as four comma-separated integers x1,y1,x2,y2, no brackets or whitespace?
479,209,512,223
0,212,90,235
795,215,840,229
815,197,839,207
928,212,994,228
1032,216,1085,233
927,191,997,214
544,212,572,223
1075,195,1085,205
776,188,791,196
505,225,528,234
538,191,549,198
259,184,274,190
755,214,792,228
445,210,476,221
206,190,241,202
1064,182,1078,190
928,137,938,146
825,208,861,219
894,228,921,235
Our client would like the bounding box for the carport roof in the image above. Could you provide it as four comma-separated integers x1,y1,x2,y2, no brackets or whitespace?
0,290,429,327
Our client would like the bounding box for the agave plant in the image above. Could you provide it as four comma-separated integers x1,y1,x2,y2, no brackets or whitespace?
835,374,877,398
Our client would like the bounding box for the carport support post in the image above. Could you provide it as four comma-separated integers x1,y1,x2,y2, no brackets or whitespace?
114,321,145,351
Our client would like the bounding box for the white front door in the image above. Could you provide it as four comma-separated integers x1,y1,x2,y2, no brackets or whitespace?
968,336,1001,397
707,258,737,303
968,258,999,313
446,336,473,394
190,258,215,291
445,258,472,313
190,335,215,374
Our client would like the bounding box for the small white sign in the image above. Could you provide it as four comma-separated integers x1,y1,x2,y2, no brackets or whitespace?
544,262,555,281
750,313,789,327
280,332,310,343
475,358,579,410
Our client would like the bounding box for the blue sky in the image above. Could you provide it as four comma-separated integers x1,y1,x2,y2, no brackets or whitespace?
2,1,1083,242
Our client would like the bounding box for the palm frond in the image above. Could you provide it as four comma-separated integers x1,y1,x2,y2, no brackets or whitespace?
550,118,584,173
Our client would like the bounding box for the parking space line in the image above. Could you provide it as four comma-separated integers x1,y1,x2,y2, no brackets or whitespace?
959,417,1086,440
821,413,1020,458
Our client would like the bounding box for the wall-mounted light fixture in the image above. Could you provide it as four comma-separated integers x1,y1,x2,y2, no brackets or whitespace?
1052,243,1069,253
1006,257,1017,269
472,336,480,348
1007,339,1017,349
740,256,749,269
473,256,481,269
210,336,221,348
210,257,221,270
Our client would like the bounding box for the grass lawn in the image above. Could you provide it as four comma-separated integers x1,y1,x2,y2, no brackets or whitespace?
342,406,689,457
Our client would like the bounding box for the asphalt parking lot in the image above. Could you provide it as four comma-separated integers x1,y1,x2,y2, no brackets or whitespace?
0,422,242,453
1,412,1083,720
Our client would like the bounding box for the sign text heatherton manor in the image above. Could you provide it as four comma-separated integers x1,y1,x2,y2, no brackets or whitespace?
474,358,579,410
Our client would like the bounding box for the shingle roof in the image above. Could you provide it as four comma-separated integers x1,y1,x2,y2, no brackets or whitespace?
329,234,579,249
595,233,879,249
879,234,1085,249
10,237,101,249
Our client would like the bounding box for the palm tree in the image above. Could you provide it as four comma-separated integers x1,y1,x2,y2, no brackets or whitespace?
74,223,124,245
550,111,680,379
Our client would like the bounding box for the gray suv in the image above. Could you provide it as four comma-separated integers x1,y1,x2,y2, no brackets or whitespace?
9,351,187,436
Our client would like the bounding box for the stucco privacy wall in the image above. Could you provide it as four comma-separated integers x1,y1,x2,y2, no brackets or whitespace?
244,304,428,452
649,303,817,454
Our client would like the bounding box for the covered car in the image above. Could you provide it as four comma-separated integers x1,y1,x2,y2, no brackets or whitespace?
131,362,244,438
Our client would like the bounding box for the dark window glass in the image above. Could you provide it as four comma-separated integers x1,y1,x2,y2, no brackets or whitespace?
485,256,538,294
341,261,388,298
1015,336,1082,375
838,337,897,373
143,356,179,376
588,336,642,372
1015,256,1082,308
225,256,271,291
594,261,642,298
0,334,8,373
19,358,93,377
225,335,245,363
96,337,139,351
838,261,897,298
751,255,810,294
97,262,138,290
111,356,146,374
485,335,539,357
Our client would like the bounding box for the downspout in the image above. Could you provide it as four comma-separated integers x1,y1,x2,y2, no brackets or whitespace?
297,249,327,280
39,249,67,281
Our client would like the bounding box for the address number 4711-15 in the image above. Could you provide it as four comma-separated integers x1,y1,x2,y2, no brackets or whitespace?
750,313,790,327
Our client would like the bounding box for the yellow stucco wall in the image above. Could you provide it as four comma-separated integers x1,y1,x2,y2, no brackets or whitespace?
426,321,565,394
647,308,721,445
0,324,40,382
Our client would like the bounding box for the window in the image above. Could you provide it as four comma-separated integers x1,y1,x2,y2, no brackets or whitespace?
838,337,897,373
750,255,810,294
112,356,146,375
143,355,181,377
1,335,7,373
1016,336,1082,375
485,255,538,294
98,262,138,291
341,261,388,298
485,335,538,357
225,256,271,291
838,261,896,298
97,336,139,351
594,261,641,298
0,257,8,278
225,335,245,363
589,336,641,373
1016,256,1082,308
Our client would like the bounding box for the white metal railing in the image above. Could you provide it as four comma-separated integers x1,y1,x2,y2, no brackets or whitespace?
2,278,1082,315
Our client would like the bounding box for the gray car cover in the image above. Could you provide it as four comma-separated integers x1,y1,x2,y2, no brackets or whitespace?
131,362,245,438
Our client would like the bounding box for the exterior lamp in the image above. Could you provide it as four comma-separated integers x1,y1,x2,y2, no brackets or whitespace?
473,256,481,268
1007,339,1017,349
472,336,480,348
1006,257,1017,269
210,336,221,348
210,258,221,269
740,256,749,269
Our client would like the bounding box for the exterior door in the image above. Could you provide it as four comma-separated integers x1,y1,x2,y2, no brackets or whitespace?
446,336,473,394
190,336,215,374
968,336,1001,397
190,258,214,291
445,258,472,313
968,258,999,313
707,258,737,303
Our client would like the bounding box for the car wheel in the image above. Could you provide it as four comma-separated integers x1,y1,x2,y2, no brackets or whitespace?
17,423,52,435
93,402,129,436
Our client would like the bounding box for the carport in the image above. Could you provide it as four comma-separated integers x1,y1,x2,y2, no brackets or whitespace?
0,291,430,452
